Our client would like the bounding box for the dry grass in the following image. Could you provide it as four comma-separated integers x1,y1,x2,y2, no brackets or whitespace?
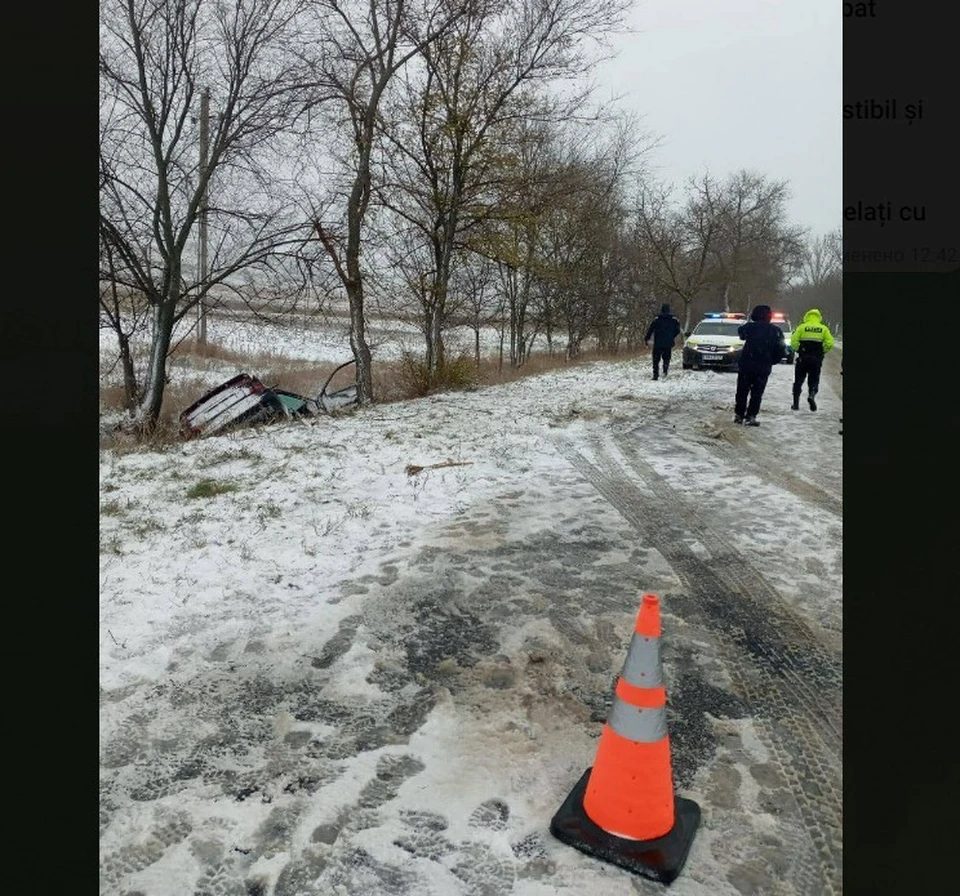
101,339,650,450
100,383,132,412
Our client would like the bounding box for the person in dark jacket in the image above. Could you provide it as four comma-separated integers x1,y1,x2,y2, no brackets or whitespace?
644,303,683,380
734,304,785,425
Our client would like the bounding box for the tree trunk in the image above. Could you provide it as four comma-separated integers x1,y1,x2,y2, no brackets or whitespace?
317,213,374,404
117,332,140,411
424,310,436,374
432,311,445,372
136,299,176,431
345,170,374,403
346,279,373,404
509,292,518,367
427,211,457,376
497,313,505,373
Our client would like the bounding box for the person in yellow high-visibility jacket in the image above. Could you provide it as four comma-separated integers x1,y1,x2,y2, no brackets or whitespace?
790,309,835,411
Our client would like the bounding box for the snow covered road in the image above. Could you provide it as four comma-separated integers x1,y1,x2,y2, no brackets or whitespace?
100,353,842,895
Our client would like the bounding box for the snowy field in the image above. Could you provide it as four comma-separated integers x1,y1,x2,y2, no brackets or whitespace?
99,310,563,400
100,318,842,896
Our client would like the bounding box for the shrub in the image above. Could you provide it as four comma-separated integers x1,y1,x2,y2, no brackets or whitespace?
186,479,240,499
396,352,478,397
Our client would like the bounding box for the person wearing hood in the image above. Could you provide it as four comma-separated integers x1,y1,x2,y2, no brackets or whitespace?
733,304,785,425
644,303,683,380
790,308,835,411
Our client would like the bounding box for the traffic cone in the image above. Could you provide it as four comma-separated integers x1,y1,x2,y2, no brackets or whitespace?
550,593,700,885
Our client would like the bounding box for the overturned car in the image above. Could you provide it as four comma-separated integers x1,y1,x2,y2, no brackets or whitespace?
179,360,359,439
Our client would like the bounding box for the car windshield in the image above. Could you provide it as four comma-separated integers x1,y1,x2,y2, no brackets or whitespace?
772,321,791,333
692,321,742,337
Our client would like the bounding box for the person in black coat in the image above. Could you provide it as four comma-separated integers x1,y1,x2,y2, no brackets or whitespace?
644,303,683,380
734,304,785,425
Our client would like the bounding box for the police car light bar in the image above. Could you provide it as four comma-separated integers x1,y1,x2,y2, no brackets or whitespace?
704,312,746,319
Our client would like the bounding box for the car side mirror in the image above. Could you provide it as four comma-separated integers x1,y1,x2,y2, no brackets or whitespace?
684,331,691,338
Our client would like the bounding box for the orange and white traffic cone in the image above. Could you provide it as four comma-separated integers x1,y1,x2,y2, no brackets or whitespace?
550,593,700,885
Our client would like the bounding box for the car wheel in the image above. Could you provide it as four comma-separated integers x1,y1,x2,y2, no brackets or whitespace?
682,363,692,370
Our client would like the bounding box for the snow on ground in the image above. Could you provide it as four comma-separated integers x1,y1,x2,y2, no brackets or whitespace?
100,331,842,896
100,311,567,425
100,311,552,388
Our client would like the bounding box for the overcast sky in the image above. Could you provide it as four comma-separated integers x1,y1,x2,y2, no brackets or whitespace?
594,0,841,238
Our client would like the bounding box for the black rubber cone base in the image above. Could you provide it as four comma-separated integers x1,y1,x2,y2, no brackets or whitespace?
549,768,701,885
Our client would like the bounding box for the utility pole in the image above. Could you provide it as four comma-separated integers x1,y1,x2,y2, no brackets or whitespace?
197,86,210,343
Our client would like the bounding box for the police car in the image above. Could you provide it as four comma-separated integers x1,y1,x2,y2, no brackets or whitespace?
770,312,795,364
682,312,747,371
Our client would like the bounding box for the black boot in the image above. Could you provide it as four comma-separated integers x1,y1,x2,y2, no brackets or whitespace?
808,392,817,412
791,393,800,411
734,414,744,424
744,416,760,426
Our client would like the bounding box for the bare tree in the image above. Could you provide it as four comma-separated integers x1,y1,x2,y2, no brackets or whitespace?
99,0,313,433
537,123,646,356
305,0,462,404
376,0,632,375
635,182,715,334
478,118,556,367
801,227,842,289
783,227,842,332
99,237,152,411
449,254,500,366
694,170,806,312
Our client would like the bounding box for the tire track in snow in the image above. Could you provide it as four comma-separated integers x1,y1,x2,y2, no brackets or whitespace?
557,432,842,896
697,423,842,518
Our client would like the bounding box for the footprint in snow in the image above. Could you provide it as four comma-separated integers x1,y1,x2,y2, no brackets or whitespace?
468,798,510,831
